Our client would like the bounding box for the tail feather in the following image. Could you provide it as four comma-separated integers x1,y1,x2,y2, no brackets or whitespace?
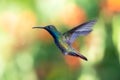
68,52,88,61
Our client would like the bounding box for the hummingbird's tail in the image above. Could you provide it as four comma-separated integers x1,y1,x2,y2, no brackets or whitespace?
68,52,88,61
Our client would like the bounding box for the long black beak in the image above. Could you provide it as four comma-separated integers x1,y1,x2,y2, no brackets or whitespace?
32,26,45,29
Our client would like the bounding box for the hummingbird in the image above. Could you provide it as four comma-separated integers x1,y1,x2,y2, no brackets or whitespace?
33,20,96,61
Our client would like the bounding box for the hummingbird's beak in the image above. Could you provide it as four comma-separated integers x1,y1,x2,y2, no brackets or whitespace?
32,26,45,29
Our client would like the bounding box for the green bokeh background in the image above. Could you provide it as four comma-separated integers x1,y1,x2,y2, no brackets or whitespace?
0,0,120,80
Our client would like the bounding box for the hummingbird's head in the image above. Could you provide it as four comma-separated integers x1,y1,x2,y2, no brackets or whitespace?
33,25,56,31
33,25,60,39
44,25,57,31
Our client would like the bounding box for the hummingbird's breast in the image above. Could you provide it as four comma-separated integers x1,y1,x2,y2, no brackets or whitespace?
54,38,71,54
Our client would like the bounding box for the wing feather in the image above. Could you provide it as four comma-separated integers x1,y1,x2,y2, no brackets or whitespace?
63,19,97,45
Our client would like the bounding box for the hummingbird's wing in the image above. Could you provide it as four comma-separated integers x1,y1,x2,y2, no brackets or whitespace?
63,19,97,45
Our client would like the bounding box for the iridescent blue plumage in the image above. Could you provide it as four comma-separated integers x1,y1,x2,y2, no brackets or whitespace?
33,20,97,61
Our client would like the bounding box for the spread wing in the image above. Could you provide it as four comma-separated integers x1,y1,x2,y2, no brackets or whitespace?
63,19,97,45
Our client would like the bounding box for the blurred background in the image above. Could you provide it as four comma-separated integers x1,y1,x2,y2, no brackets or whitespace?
0,0,120,80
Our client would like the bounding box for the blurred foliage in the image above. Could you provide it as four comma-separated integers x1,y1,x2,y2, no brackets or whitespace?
0,0,120,80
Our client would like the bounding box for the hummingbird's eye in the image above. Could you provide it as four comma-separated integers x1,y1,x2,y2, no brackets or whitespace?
46,25,54,29
48,26,51,29
49,26,53,29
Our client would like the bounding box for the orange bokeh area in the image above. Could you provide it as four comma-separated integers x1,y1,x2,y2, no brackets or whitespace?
0,10,37,60
102,0,120,16
107,0,120,12
59,4,86,27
